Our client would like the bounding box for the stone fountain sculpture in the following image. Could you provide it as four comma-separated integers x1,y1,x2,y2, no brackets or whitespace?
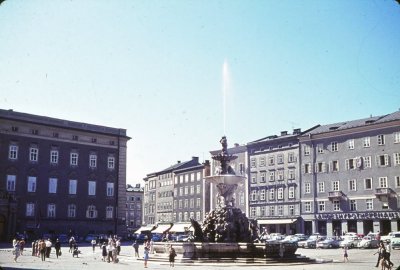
191,136,256,243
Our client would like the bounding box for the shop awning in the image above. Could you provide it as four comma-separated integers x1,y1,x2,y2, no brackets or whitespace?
152,224,173,234
257,219,297,225
134,225,156,234
169,223,193,233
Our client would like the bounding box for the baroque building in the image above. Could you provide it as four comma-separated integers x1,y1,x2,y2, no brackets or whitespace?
299,111,400,236
0,109,130,240
126,184,144,234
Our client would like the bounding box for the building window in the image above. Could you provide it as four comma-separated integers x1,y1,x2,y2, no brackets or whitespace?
184,199,188,208
363,137,371,147
331,160,339,172
190,199,194,208
305,202,311,212
69,180,77,194
184,186,188,195
89,154,97,168
288,186,295,199
277,188,284,200
377,154,389,167
47,204,56,218
196,212,201,221
269,206,275,216
348,139,355,149
396,176,400,187
196,185,201,194
303,145,310,156
349,179,357,191
277,154,284,164
316,162,326,173
29,147,39,162
305,183,311,194
318,182,325,193
260,206,265,216
26,203,35,217
250,158,256,168
379,177,388,188
331,142,338,152
86,205,97,218
260,189,265,200
395,132,400,144
268,156,275,165
277,170,284,181
363,156,372,168
377,135,385,145
317,144,324,154
345,159,355,170
107,182,114,196
9,145,18,160
269,171,275,181
259,157,266,167
251,190,257,201
27,176,37,192
333,200,340,211
88,181,96,196
288,153,295,163
106,206,113,219
53,132,59,138
6,175,16,191
179,187,183,196
332,181,340,191
269,189,275,201
304,163,311,174
288,169,295,180
289,205,295,216
251,176,256,184
49,178,57,193
178,200,182,209
366,199,373,210
72,135,78,141
70,152,79,166
350,200,357,211
394,153,400,166
68,204,76,218
108,157,115,169
12,126,18,132
365,178,372,190
50,150,59,164
260,172,266,183
318,201,325,212
278,205,283,216
196,198,201,208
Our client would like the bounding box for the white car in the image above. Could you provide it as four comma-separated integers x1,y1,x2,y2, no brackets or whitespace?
339,236,361,248
390,233,400,249
381,232,400,243
357,236,379,249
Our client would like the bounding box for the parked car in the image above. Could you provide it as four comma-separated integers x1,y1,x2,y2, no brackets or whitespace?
151,234,163,242
57,234,69,243
294,234,309,241
298,235,326,248
339,236,362,248
390,233,400,249
280,235,300,244
316,237,341,249
357,235,379,248
381,232,400,243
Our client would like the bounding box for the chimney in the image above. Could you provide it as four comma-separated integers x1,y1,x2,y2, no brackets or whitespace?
293,128,301,135
234,143,239,147
192,156,199,162
281,131,288,136
177,161,181,164
135,184,141,188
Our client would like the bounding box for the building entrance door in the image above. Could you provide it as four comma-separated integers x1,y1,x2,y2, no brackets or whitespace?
0,215,5,241
381,220,391,235
363,220,373,235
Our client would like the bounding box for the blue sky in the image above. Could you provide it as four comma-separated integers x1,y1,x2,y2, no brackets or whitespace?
1,0,399,184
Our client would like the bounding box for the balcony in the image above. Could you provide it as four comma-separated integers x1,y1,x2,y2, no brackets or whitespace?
328,191,345,200
375,187,395,200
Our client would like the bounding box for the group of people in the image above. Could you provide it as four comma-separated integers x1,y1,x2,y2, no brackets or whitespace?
375,241,394,269
99,235,122,263
12,238,25,262
31,238,61,261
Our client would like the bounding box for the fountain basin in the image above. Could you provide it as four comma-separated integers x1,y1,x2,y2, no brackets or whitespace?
205,175,245,185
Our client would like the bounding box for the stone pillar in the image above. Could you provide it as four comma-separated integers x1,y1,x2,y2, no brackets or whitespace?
357,220,364,235
286,224,290,235
391,220,398,232
373,220,380,233
312,220,317,234
326,220,333,237
341,220,348,235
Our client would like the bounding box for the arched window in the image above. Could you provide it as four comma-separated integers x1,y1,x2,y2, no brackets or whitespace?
86,205,97,218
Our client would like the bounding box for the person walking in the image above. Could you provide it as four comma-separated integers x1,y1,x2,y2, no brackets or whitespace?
343,245,349,262
144,246,149,268
39,240,46,261
169,245,177,267
375,241,386,267
91,238,97,253
19,238,25,255
133,241,139,258
385,241,394,268
101,243,107,261
69,237,75,253
45,239,52,258
116,238,121,255
54,239,61,259
12,239,21,262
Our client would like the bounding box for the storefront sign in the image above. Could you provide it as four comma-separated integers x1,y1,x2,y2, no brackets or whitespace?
315,212,400,220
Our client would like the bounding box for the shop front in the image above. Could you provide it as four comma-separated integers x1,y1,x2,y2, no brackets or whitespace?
257,218,299,235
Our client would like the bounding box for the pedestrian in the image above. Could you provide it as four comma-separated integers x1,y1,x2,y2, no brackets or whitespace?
69,236,75,253
375,241,386,267
144,246,149,268
19,238,25,255
106,242,113,263
45,238,52,258
343,245,349,262
385,241,394,268
12,239,20,262
101,242,107,261
169,245,177,267
91,238,97,252
39,239,46,261
31,241,36,256
133,241,139,258
116,238,121,255
55,239,61,259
